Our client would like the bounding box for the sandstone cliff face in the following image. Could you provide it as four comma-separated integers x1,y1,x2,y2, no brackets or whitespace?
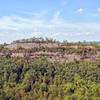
5,42,59,50
2,39,100,62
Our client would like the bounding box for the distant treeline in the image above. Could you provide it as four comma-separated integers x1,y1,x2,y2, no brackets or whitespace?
7,37,100,45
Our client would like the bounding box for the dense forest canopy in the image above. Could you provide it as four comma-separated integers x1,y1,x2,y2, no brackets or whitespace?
0,57,100,100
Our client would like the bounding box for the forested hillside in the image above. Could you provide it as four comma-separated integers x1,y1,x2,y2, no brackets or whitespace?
0,38,100,100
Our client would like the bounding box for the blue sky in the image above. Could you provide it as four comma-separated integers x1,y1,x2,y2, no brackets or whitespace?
0,0,100,43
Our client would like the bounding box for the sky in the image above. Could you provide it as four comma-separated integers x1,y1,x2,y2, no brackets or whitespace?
0,0,100,43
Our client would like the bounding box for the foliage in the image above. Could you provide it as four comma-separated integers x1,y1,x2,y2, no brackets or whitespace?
0,57,100,100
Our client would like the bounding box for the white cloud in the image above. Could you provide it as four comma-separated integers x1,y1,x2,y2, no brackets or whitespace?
32,32,43,37
76,8,84,14
51,11,62,24
97,8,100,12
85,32,93,35
0,12,100,43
